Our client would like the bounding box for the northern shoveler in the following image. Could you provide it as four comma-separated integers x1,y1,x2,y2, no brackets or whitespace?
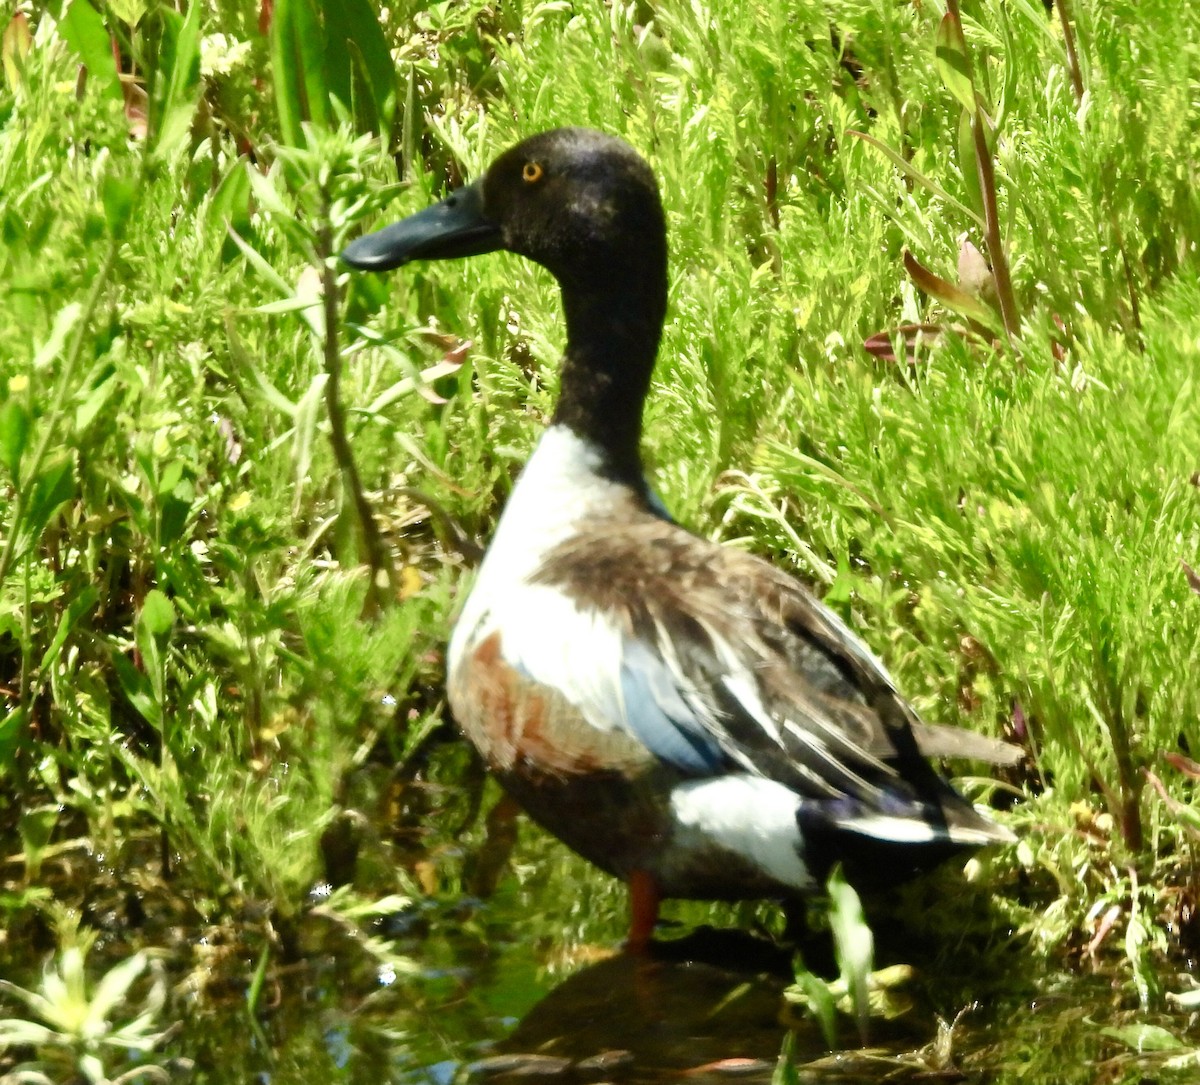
342,128,1016,950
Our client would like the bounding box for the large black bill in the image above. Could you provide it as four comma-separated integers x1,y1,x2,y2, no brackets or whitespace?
340,180,501,271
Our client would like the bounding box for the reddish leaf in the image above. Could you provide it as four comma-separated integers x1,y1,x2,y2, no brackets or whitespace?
1164,752,1200,781
1010,700,1028,742
863,323,942,363
681,1058,772,1076
904,249,1004,336
1085,903,1122,959
442,339,472,367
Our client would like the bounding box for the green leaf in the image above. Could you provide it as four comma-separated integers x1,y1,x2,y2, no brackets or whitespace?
224,311,299,417
140,589,176,639
60,0,123,104
0,704,27,773
39,585,99,674
154,0,202,160
19,804,60,855
271,0,331,146
255,295,323,316
787,966,838,1049
33,303,83,370
1168,984,1200,1009
246,942,270,1015
956,107,984,218
321,0,396,137
108,0,148,25
74,372,119,433
0,1017,58,1047
935,12,975,112
292,373,328,504
12,456,76,563
1126,907,1160,1011
271,0,302,150
90,952,148,1020
772,1031,800,1085
113,650,160,730
1101,1024,1187,1054
0,398,30,479
209,155,253,237
227,221,294,295
903,250,1004,336
135,595,169,723
155,458,185,497
847,130,985,231
102,173,137,238
994,4,1019,131
827,866,873,1044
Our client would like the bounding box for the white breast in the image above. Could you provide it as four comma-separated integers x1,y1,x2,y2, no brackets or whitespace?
447,425,632,679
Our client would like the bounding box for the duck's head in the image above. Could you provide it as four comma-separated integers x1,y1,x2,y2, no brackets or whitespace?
344,128,669,482
342,128,667,296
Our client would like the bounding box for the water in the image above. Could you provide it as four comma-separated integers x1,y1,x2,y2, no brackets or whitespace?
1,778,1195,1084
172,843,1197,1085
157,893,1188,1085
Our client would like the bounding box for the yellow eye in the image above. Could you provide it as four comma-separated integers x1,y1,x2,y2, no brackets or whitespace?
522,161,544,183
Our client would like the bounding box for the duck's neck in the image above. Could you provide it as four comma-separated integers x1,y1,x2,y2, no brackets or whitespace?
551,277,667,489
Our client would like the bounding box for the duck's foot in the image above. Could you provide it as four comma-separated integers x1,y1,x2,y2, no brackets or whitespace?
625,869,660,953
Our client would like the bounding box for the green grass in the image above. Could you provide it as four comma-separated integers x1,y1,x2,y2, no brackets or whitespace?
2,0,1200,1058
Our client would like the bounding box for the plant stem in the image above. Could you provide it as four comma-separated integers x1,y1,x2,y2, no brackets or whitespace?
19,555,31,708
316,214,395,615
971,112,1021,342
1056,0,1085,104
945,0,1021,343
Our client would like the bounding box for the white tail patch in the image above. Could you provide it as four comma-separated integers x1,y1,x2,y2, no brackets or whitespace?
669,775,815,892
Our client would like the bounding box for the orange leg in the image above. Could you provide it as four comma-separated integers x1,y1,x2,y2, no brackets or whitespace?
626,868,660,953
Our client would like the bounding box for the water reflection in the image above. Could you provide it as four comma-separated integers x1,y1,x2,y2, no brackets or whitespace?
482,932,792,1083
455,928,969,1085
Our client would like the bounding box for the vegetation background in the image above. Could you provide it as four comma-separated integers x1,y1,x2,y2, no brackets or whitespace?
1,0,1199,1080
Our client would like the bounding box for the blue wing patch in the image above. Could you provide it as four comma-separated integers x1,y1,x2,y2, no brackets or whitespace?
618,637,727,774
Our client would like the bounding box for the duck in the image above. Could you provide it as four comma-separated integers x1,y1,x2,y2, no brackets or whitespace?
341,127,1017,950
